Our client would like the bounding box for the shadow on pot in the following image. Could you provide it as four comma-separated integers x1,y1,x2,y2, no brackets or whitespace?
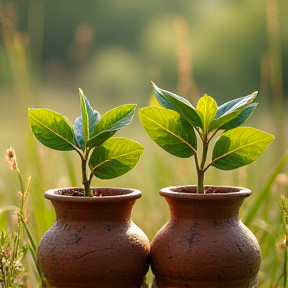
43,278,149,288
151,276,258,288
38,188,150,288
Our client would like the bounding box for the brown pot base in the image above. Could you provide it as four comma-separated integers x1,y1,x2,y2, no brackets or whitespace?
151,186,261,288
38,188,150,287
153,276,257,288
45,278,147,288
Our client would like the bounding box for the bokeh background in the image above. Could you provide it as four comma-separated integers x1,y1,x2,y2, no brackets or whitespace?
1,0,288,287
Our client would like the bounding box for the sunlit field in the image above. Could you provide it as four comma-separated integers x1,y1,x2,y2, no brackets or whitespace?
1,0,288,287
1,86,288,287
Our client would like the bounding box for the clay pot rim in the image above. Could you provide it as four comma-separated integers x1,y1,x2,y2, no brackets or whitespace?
44,187,141,203
160,185,251,200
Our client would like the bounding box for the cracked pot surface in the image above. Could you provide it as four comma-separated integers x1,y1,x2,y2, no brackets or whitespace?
151,186,261,288
37,187,150,288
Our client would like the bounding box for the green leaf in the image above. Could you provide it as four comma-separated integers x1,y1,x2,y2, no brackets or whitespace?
196,94,217,133
152,82,202,127
149,92,161,107
74,118,86,150
215,91,258,118
80,89,89,144
219,103,258,130
87,104,136,148
74,89,101,150
89,137,144,179
139,107,197,158
212,127,274,170
209,92,258,131
28,108,78,151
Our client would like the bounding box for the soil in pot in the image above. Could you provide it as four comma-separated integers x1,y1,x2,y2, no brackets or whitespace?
151,185,261,288
37,187,150,288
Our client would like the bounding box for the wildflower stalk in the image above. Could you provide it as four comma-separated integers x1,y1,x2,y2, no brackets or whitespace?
4,147,44,285
280,195,288,288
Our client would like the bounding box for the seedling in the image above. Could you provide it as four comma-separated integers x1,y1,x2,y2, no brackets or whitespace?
139,82,274,194
28,89,144,197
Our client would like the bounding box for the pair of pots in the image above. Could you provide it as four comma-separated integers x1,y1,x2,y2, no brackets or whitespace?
38,186,261,288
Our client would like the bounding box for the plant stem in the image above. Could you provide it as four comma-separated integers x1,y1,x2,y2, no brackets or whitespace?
197,136,209,194
81,152,93,197
200,138,208,171
197,171,205,194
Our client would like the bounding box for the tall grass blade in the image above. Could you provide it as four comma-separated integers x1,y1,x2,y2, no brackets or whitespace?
0,205,19,214
63,153,79,187
19,214,36,255
244,150,288,226
280,195,288,288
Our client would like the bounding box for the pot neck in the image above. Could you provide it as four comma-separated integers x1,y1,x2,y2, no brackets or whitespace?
160,186,250,221
52,200,135,222
165,197,245,221
45,187,141,222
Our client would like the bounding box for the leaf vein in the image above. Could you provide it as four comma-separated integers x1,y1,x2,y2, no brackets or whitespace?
212,136,272,164
90,150,141,171
141,114,196,153
30,115,77,149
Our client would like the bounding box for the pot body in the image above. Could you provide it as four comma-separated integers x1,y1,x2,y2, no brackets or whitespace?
37,187,150,288
151,186,261,288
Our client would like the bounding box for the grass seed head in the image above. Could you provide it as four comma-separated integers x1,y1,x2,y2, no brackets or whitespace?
5,146,18,170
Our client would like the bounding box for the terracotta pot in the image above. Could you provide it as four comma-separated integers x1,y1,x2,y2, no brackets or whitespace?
151,186,261,288
37,187,150,288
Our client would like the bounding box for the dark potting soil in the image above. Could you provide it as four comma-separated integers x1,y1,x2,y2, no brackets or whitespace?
54,188,133,197
171,186,241,194
55,188,85,196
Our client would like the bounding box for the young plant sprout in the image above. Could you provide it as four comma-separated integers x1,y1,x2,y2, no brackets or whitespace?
28,89,144,197
139,82,274,194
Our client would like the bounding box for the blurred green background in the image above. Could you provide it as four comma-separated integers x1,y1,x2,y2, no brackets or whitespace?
0,0,288,287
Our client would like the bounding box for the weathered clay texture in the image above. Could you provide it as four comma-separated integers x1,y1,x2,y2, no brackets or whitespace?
151,186,261,288
37,188,150,288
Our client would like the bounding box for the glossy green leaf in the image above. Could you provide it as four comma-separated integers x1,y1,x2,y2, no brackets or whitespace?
215,91,258,118
196,94,217,132
152,82,202,127
139,107,197,158
209,92,258,131
28,108,77,151
219,103,258,130
149,91,161,107
74,89,101,149
80,89,89,144
212,127,274,170
89,137,144,179
87,104,136,148
74,118,86,150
